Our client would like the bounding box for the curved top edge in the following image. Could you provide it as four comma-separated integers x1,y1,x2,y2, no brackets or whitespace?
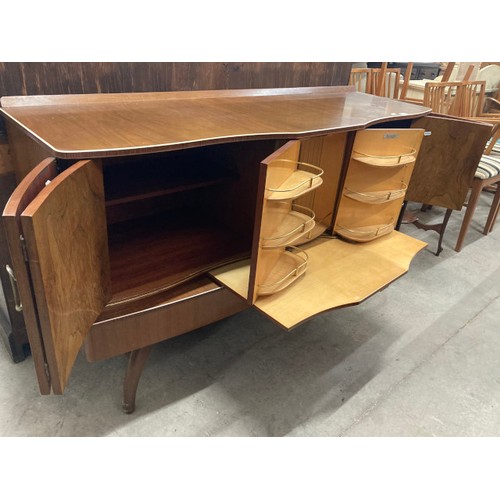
0,87,431,159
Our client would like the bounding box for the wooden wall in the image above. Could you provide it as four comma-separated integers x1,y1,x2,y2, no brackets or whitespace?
0,62,351,97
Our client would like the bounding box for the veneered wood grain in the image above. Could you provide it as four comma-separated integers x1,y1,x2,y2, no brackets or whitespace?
4,121,51,181
20,160,110,393
2,157,58,394
0,88,431,159
407,115,493,209
85,279,248,362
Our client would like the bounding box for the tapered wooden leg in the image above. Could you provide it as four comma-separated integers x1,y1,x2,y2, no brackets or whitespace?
484,182,500,234
122,345,153,414
455,180,483,252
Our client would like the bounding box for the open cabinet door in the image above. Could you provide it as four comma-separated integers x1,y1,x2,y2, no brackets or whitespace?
407,114,493,210
5,159,110,394
3,158,59,394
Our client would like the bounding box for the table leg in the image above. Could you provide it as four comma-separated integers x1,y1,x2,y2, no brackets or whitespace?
122,345,153,414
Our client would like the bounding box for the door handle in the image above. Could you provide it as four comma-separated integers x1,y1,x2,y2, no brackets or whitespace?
5,265,22,312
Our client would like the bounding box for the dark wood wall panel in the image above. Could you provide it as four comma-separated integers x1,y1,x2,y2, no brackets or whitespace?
0,62,351,96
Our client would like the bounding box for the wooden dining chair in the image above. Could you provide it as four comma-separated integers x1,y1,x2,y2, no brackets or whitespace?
349,68,373,93
372,66,401,99
455,126,500,251
457,80,486,118
423,81,463,116
398,63,414,101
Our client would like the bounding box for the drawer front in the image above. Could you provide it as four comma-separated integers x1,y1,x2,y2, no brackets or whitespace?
85,283,248,361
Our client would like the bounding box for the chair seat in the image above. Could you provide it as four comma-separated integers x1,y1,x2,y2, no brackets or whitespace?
475,154,500,179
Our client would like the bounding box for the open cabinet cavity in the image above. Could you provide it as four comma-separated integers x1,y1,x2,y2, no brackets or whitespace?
100,141,278,307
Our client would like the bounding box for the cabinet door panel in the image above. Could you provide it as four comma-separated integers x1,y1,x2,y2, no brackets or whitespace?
20,160,110,393
248,140,301,303
407,115,493,210
335,128,425,242
3,157,58,394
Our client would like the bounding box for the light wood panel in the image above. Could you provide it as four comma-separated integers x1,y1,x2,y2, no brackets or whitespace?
298,133,348,232
20,160,110,393
0,88,430,159
249,141,301,303
335,128,424,241
212,231,427,330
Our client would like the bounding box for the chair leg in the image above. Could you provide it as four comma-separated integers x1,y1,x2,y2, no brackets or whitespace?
484,182,500,234
455,180,484,252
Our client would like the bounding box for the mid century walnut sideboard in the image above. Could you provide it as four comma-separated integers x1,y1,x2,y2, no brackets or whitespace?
0,86,491,412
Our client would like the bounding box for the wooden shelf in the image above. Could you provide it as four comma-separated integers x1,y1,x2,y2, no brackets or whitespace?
352,148,416,168
344,183,407,204
266,160,323,200
104,160,235,207
261,203,316,248
257,247,308,296
107,210,250,304
335,221,394,242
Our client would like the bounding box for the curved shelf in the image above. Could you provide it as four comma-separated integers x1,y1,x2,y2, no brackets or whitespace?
257,247,308,296
266,159,323,200
261,203,316,248
352,147,416,168
335,220,394,242
344,183,408,204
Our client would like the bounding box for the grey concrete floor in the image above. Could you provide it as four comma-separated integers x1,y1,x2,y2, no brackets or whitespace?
1,196,500,437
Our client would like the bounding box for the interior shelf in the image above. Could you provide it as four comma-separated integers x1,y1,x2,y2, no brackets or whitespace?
261,203,316,248
335,220,395,242
344,183,408,204
266,160,323,200
257,247,308,296
352,148,416,168
104,160,235,207
107,210,249,304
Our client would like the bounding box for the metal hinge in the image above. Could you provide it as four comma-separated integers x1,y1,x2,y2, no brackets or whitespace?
20,235,29,262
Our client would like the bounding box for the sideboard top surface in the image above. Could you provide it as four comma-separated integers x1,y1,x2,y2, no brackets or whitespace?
0,86,431,159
